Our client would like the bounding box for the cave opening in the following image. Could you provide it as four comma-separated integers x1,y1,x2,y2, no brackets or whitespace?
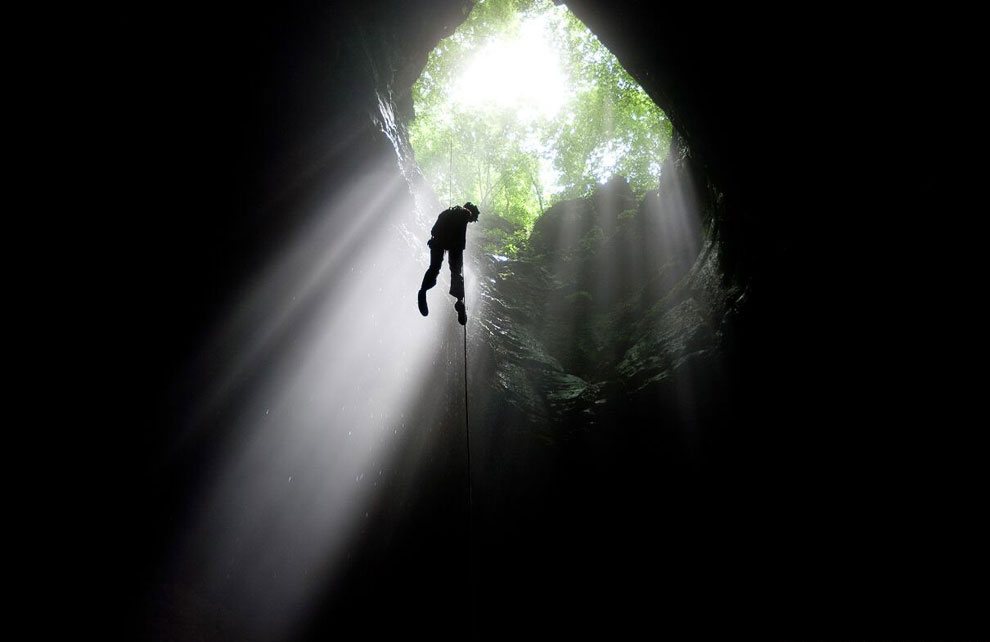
409,0,672,256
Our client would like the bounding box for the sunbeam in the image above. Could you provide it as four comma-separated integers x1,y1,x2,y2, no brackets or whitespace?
151,139,477,639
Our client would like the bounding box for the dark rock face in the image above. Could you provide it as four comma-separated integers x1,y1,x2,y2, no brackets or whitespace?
105,2,981,641
461,137,753,639
476,137,733,436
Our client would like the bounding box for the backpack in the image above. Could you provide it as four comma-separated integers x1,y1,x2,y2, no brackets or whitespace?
431,206,463,248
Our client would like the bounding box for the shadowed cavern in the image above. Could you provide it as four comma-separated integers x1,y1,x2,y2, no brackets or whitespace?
100,2,982,640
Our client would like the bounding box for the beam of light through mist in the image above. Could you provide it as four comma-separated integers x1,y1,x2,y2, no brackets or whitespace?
151,142,473,640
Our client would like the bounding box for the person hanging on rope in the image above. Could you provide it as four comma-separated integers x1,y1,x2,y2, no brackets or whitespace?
418,202,480,325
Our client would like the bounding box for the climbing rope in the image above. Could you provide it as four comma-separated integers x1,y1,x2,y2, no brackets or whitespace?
463,318,472,511
463,291,475,632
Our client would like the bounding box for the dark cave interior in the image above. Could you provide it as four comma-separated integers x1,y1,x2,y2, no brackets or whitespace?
91,2,981,639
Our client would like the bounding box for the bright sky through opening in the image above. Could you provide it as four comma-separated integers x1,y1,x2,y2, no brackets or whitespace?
451,14,569,123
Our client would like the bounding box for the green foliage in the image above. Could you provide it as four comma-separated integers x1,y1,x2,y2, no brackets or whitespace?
566,290,593,305
409,0,670,255
543,8,671,198
579,225,604,252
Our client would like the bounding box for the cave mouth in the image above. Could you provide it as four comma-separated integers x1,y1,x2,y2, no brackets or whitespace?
409,0,672,255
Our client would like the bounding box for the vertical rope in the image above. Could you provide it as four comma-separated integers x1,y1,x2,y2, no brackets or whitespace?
463,322,471,509
449,138,453,208
463,301,474,636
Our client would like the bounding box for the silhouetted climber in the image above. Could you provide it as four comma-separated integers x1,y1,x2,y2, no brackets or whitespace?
418,202,480,325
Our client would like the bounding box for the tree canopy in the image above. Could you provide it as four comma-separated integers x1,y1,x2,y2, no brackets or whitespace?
410,0,671,255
